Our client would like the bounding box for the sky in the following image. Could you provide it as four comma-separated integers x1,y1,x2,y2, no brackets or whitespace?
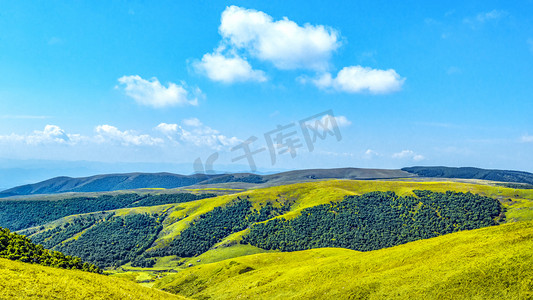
1,0,533,184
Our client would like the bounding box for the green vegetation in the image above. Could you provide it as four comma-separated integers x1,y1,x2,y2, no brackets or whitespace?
0,227,101,273
52,214,163,268
30,213,109,249
0,258,184,299
243,190,502,252
155,220,533,299
151,197,290,257
0,192,215,231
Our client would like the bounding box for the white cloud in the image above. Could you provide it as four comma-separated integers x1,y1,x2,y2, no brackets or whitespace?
155,123,179,136
0,125,76,145
392,150,425,161
363,149,379,159
311,66,405,94
95,125,163,146
117,75,200,108
218,5,340,70
464,10,508,26
155,119,241,150
521,134,533,143
193,52,267,83
320,114,351,127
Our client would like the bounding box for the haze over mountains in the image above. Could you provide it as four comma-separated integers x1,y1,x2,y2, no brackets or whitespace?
2,166,533,198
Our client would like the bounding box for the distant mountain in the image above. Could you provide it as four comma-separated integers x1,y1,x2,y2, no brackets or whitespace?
0,173,221,197
402,166,533,185
4,166,532,198
0,168,414,197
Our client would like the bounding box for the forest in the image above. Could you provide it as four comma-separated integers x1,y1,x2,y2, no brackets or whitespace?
0,226,101,273
151,197,291,257
242,190,502,252
0,192,215,231
50,214,163,268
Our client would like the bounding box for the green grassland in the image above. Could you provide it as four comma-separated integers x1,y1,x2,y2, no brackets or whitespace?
0,258,187,299
11,178,533,298
23,179,533,269
155,220,533,299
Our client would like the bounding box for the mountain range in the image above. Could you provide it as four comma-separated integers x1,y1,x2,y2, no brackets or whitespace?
2,166,533,198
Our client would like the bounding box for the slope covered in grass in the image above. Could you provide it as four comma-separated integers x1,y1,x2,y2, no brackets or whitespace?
20,179,533,272
0,258,185,299
155,220,533,299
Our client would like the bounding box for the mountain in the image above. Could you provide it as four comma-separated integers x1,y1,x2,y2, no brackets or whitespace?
0,172,221,197
0,168,415,197
402,166,533,185
3,166,533,198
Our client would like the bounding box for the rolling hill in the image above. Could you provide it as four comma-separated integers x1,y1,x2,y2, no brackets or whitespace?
12,179,533,271
3,177,533,298
0,168,415,197
0,172,220,197
3,166,533,198
155,220,533,299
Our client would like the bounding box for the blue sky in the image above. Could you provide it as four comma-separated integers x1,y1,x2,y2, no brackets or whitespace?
1,0,532,179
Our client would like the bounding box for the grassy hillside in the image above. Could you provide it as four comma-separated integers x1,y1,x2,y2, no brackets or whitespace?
6,178,533,298
155,220,533,299
0,258,186,299
20,179,533,272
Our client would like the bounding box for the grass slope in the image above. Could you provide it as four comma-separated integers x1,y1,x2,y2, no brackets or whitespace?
23,179,533,270
0,258,187,299
155,220,533,299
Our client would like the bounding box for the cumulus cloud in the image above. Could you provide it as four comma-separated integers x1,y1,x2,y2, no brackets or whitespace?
155,123,178,135
95,125,163,146
320,114,351,128
310,66,405,94
193,52,267,83
521,134,533,143
155,118,240,150
117,75,200,108
363,149,380,159
214,5,340,71
392,150,425,161
0,125,78,145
